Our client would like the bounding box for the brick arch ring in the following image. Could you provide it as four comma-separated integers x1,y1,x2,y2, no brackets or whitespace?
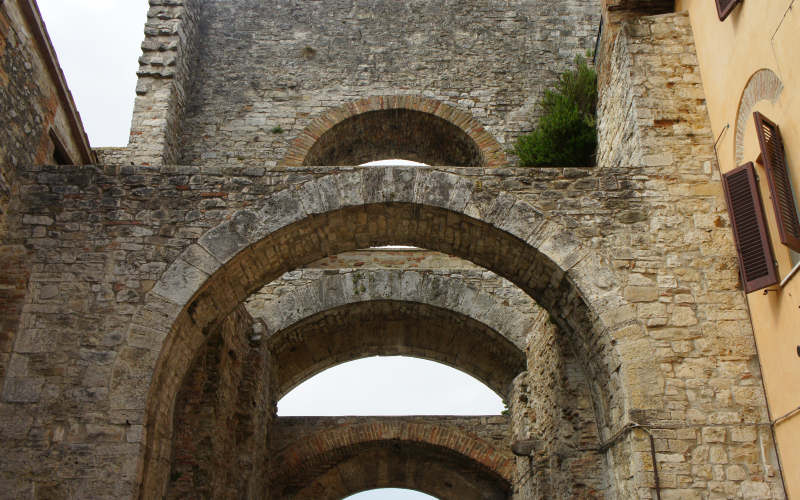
249,268,544,398
734,68,783,165
280,95,509,167
121,167,663,498
269,419,514,499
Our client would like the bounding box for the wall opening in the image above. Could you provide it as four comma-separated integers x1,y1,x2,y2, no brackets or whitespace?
277,356,504,416
345,489,438,499
303,109,484,166
360,159,429,167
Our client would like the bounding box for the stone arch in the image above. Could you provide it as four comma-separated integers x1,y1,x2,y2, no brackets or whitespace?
121,168,661,498
734,68,783,165
265,300,527,401
247,269,535,399
280,96,508,167
269,418,513,499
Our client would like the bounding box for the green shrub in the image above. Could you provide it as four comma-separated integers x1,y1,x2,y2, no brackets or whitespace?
515,55,597,167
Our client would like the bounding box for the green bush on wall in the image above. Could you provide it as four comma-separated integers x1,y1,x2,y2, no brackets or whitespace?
515,55,597,167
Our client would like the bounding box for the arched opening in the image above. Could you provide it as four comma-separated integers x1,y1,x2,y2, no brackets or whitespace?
128,170,652,499
304,109,483,166
261,300,527,401
281,96,508,167
269,420,513,500
346,489,437,499
277,356,504,416
360,159,429,167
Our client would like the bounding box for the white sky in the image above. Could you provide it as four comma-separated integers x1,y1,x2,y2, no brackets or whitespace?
345,490,437,500
38,0,147,147
35,3,501,498
279,356,503,416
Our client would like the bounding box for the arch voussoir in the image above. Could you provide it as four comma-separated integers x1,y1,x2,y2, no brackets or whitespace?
254,188,310,238
363,166,418,204
251,274,534,398
197,210,258,263
252,269,535,354
412,170,475,213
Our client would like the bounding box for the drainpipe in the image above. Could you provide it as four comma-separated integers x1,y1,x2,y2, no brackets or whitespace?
596,422,661,500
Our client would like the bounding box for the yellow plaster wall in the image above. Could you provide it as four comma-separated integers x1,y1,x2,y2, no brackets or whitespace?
675,0,800,496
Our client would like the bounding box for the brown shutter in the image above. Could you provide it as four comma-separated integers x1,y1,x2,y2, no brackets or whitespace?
754,112,800,252
722,162,778,293
716,0,740,21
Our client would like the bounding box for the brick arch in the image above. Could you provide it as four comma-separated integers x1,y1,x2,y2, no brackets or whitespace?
269,419,514,499
280,96,508,167
122,167,661,498
734,69,783,165
286,444,509,500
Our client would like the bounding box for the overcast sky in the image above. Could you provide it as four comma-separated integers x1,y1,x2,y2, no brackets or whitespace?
35,3,501,498
38,0,146,147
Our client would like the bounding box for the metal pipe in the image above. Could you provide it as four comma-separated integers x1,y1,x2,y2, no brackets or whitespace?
773,405,800,427
779,259,800,288
593,17,604,66
596,422,661,500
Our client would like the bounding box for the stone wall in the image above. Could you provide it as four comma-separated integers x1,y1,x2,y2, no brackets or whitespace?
594,11,784,498
128,0,201,166
1,159,782,497
0,0,92,234
172,0,600,167
168,304,270,499
0,0,94,379
0,6,789,500
93,147,134,167
0,245,27,386
510,310,606,499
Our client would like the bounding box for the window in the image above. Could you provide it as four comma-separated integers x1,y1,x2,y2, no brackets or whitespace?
49,129,75,165
753,112,800,253
716,0,741,21
722,162,779,293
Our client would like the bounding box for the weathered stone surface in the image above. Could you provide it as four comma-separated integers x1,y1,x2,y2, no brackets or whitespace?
0,1,787,499
153,0,602,168
269,416,514,500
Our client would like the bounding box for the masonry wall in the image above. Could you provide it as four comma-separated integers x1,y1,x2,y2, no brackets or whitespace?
168,304,270,500
0,0,92,413
169,0,600,167
0,0,91,234
510,310,606,499
673,1,800,494
595,12,784,498
127,0,201,166
0,7,790,500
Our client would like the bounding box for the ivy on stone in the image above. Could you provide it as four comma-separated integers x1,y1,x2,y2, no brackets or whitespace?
515,55,597,167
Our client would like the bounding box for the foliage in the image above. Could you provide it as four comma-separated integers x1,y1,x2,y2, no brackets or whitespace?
514,55,598,167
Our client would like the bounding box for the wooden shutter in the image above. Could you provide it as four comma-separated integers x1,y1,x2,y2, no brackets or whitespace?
754,112,800,252
722,162,778,293
716,0,740,21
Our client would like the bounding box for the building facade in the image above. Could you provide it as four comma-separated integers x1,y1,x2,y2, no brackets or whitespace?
673,0,800,495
